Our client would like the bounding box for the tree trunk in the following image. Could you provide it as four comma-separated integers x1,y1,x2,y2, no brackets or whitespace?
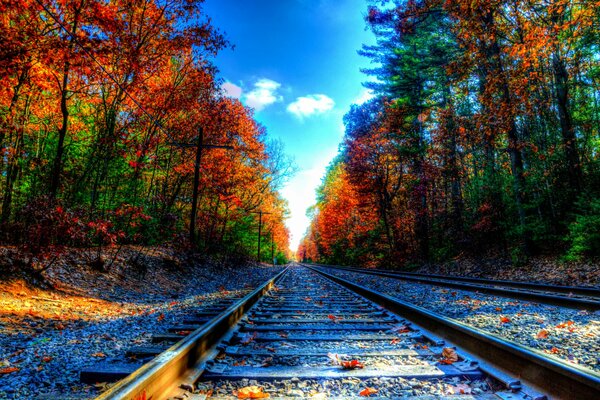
49,0,85,198
552,50,582,195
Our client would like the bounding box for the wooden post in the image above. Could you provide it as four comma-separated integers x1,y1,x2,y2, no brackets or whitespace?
271,229,275,265
189,127,204,243
257,211,262,262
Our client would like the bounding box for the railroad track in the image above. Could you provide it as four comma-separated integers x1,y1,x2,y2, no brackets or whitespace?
80,289,258,384
312,264,600,310
95,264,600,399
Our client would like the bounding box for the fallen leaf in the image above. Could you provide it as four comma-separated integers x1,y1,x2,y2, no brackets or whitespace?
42,356,53,362
556,321,574,329
359,387,378,396
341,359,364,369
390,325,410,333
91,352,106,358
439,347,458,364
0,367,19,375
328,353,363,369
240,332,258,345
328,314,341,322
450,383,472,394
235,385,270,399
537,330,549,339
157,313,165,322
495,307,502,312
261,357,273,367
500,316,511,324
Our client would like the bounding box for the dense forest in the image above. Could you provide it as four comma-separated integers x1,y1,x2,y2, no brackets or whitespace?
0,0,292,269
299,0,600,268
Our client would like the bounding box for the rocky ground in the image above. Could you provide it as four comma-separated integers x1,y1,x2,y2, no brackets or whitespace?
322,268,600,374
415,256,600,286
0,246,283,399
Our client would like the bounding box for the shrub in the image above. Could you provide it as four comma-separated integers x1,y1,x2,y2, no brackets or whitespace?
565,197,600,261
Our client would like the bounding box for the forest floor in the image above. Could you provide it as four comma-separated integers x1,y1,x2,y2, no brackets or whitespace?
416,255,600,286
0,245,283,399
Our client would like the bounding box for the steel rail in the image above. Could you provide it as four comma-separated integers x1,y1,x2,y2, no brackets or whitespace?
307,265,600,400
316,264,600,310
321,264,600,297
95,267,289,400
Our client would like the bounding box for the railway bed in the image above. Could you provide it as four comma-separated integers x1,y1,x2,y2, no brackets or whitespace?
95,265,600,399
313,264,600,311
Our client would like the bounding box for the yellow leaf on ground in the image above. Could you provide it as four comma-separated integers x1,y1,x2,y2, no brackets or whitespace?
235,385,270,399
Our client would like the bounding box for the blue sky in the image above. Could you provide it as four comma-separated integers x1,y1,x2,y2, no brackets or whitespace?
203,0,376,251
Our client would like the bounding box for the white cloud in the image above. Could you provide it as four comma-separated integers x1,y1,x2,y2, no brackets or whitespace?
243,79,282,111
354,88,375,105
222,81,242,98
287,94,335,118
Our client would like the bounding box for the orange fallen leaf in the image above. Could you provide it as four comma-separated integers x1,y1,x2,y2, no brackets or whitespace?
390,338,400,345
328,353,364,369
42,356,53,362
439,347,459,364
359,387,378,397
235,385,270,399
500,316,511,324
157,313,165,322
0,367,19,375
536,330,549,339
341,359,364,369
91,352,106,358
550,347,560,354
556,321,574,329
495,307,502,312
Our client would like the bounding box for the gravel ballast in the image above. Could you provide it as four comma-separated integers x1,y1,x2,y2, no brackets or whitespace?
319,267,600,373
0,260,282,400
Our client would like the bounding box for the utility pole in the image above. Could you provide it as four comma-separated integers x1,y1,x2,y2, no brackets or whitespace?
189,127,203,244
174,126,233,244
249,210,271,262
270,229,275,265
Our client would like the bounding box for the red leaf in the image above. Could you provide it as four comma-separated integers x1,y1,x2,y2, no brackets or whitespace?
359,387,378,397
